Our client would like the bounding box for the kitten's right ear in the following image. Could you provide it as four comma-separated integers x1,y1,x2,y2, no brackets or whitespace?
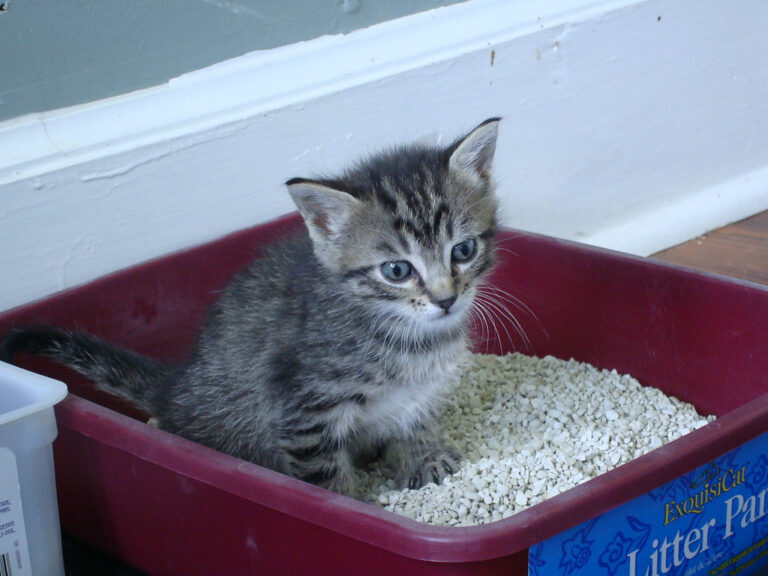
449,117,501,181
287,178,362,245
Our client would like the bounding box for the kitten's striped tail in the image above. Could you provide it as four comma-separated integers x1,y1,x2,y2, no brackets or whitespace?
0,326,168,413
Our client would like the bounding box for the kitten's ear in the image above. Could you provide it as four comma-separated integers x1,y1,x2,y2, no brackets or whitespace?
448,117,500,180
287,178,362,243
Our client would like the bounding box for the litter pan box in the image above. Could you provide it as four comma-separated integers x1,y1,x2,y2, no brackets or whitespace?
1,214,766,575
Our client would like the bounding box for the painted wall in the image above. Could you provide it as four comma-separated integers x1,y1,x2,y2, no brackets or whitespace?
1,0,767,313
0,0,464,122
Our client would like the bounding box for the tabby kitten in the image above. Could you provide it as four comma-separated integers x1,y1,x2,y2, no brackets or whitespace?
0,118,501,495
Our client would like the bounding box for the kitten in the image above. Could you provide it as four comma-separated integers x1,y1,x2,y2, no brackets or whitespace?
0,118,501,495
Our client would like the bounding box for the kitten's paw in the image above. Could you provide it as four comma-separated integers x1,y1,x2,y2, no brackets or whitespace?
403,446,462,490
324,474,355,496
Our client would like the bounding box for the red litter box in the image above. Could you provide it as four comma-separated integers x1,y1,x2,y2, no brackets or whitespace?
1,213,767,576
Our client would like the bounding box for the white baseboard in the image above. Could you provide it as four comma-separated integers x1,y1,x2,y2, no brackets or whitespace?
1,0,767,312
580,166,768,256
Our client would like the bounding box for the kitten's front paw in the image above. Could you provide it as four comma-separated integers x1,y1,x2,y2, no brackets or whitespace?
324,473,355,496
403,446,461,490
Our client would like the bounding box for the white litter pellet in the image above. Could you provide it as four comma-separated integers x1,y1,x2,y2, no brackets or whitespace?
356,353,714,526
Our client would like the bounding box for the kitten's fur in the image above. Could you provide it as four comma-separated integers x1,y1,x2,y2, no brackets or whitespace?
0,119,500,495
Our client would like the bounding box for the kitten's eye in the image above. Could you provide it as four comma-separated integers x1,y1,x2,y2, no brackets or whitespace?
381,260,413,282
451,238,477,262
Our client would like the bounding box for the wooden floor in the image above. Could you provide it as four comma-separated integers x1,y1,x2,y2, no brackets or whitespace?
652,210,768,286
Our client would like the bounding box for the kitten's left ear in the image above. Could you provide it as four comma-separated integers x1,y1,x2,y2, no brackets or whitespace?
449,117,501,180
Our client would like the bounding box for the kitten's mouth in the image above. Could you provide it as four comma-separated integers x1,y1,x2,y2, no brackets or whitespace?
431,301,468,323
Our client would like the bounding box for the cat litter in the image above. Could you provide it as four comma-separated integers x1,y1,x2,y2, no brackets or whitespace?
357,353,715,526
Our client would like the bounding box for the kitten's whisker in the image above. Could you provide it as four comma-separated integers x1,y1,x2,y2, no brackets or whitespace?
495,304,530,351
479,291,530,346
478,285,539,324
469,301,495,354
492,246,520,258
473,290,531,352
495,231,524,243
477,297,518,351
479,302,507,353
471,299,502,349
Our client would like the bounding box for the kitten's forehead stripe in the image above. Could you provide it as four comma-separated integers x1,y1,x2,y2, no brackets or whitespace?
397,232,411,253
394,216,426,242
375,186,398,214
432,203,448,238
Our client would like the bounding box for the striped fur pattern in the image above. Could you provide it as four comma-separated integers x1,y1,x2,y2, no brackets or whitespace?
0,119,501,495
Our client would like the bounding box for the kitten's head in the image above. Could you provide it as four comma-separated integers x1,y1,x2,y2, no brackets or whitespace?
288,118,500,338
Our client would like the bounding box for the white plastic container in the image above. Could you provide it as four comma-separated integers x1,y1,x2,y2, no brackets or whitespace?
0,361,67,576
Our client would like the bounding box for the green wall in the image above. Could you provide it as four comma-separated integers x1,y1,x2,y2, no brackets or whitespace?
0,0,464,123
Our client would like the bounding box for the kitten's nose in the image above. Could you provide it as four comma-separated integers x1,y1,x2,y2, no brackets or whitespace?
434,295,457,312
